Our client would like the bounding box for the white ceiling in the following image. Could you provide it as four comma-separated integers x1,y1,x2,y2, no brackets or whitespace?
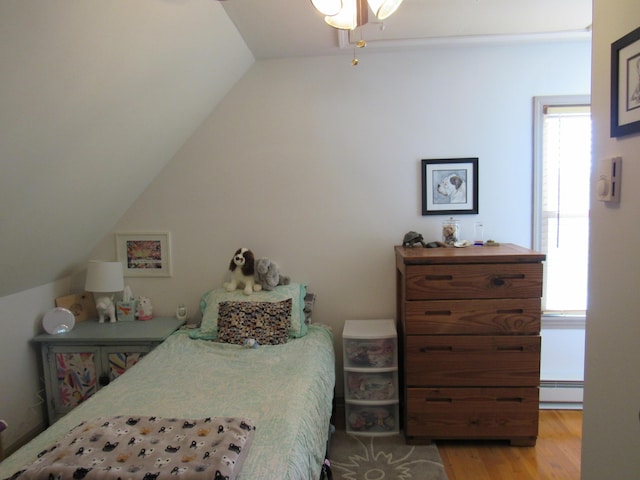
221,0,592,59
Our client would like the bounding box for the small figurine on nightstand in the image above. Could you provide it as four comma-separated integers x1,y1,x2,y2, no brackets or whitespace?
136,296,153,321
176,304,189,322
96,296,116,323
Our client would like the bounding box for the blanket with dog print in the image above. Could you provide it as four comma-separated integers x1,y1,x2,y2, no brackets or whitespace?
4,416,255,480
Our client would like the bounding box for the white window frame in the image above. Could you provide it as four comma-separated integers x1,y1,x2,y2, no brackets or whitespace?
532,95,590,327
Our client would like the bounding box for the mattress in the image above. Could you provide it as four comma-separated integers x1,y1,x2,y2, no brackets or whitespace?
0,325,335,480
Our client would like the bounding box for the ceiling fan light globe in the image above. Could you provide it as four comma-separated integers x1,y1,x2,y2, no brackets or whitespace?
325,14,357,30
311,0,343,16
325,0,369,30
368,0,403,20
324,0,360,30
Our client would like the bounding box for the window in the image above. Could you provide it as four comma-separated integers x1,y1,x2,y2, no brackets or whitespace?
533,96,591,315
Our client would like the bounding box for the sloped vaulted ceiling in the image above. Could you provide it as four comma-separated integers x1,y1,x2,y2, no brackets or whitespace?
0,0,254,297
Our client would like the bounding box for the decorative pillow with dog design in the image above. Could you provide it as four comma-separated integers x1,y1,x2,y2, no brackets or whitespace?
216,299,291,346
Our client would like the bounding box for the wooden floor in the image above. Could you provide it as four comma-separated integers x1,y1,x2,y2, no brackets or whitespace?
437,410,582,480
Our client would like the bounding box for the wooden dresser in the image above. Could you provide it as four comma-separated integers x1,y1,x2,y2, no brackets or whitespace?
395,244,545,446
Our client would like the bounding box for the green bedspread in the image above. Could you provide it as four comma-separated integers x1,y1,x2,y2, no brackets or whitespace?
0,325,335,480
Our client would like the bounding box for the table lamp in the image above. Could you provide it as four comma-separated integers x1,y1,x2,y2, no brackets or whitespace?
85,261,124,323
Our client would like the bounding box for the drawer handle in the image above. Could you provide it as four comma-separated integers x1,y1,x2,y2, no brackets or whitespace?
420,346,453,352
424,310,452,316
496,309,524,314
99,374,110,387
496,397,524,403
491,274,526,286
425,398,453,403
496,345,525,352
424,275,453,281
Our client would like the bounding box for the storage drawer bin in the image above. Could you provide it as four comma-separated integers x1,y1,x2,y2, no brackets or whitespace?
344,338,396,368
345,371,398,401
343,319,399,436
346,402,399,435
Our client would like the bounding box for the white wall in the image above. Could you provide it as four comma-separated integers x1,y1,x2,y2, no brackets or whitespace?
582,0,640,478
0,0,254,455
0,0,253,298
0,279,71,450
540,324,585,382
540,320,585,405
87,40,591,397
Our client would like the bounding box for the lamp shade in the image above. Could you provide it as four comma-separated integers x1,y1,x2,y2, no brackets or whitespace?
85,261,124,293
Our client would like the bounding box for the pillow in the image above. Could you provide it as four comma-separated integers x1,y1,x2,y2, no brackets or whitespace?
200,283,308,338
304,291,316,326
217,299,291,346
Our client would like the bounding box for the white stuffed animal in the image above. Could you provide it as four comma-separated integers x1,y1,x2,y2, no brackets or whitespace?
136,296,153,321
95,295,116,323
223,248,262,295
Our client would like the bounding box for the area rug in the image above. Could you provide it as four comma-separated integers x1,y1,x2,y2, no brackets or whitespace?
329,430,448,480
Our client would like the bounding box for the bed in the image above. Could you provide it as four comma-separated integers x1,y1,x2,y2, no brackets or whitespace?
0,284,335,480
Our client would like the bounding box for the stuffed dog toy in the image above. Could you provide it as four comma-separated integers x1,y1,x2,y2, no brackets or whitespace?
224,248,262,295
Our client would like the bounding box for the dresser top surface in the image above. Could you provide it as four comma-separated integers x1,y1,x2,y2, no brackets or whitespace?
32,316,185,343
395,243,545,265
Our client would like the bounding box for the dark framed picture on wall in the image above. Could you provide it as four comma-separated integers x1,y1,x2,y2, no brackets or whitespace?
611,26,640,137
421,158,478,215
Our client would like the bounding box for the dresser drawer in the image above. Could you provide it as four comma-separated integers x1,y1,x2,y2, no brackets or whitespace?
405,298,541,335
405,263,543,300
406,335,541,387
406,387,539,442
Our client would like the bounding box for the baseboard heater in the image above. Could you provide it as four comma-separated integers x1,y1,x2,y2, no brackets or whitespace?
539,380,584,405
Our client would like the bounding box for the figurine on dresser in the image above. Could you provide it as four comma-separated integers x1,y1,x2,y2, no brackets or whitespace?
95,296,116,323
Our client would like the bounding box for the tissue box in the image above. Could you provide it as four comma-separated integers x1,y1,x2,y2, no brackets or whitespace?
116,300,137,322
